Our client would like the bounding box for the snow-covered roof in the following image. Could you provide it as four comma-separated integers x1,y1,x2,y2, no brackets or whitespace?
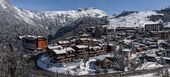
48,45,67,54
80,38,92,41
122,49,132,52
108,43,114,46
157,40,166,44
145,49,158,57
89,46,101,50
64,47,75,52
53,49,67,55
48,45,63,49
19,35,44,39
81,33,90,37
102,25,108,28
124,39,132,44
163,57,170,60
58,41,70,44
48,45,75,54
92,39,98,42
75,45,88,49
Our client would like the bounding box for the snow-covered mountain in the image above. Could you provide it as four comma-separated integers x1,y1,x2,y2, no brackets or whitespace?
0,0,107,41
108,11,164,29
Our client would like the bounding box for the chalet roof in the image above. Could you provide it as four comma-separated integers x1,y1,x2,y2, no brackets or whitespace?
108,43,114,46
124,39,132,44
157,40,166,44
92,39,98,42
79,38,92,41
95,56,106,61
19,35,45,40
64,47,75,52
53,49,67,55
48,45,63,50
58,41,70,44
89,46,101,50
163,57,170,60
81,33,90,37
95,53,115,60
75,45,88,49
122,49,132,52
145,49,159,57
102,25,108,28
48,45,67,55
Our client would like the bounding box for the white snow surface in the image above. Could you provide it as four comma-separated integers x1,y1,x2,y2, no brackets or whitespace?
109,11,163,29
37,53,117,75
136,62,163,70
125,73,158,77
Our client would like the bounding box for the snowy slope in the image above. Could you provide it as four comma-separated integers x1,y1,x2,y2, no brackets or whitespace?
108,11,163,29
0,0,108,39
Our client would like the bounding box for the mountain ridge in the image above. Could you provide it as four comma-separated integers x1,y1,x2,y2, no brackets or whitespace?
0,0,108,43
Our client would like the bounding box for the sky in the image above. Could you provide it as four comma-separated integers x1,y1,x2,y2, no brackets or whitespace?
10,0,170,15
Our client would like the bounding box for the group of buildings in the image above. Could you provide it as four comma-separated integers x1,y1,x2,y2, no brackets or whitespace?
19,23,170,71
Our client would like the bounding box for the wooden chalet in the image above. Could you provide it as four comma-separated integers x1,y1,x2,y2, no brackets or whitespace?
46,45,75,63
95,57,114,69
72,45,88,58
88,46,102,57
58,40,70,48
107,44,117,53
75,38,99,46
122,48,132,60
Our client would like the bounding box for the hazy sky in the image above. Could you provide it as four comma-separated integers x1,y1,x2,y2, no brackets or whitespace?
10,0,170,15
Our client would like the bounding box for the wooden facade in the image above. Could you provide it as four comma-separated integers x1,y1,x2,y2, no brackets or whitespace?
37,38,47,50
47,46,75,63
20,36,47,50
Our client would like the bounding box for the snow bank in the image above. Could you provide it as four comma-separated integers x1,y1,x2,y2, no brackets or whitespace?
125,73,157,77
137,62,163,70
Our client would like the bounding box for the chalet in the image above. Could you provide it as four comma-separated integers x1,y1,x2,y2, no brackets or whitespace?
145,49,158,62
47,45,67,63
135,44,148,52
75,38,99,46
95,57,114,69
80,33,90,38
124,27,138,36
95,56,125,71
122,48,132,60
72,45,88,58
163,26,170,31
88,46,102,57
64,47,76,61
91,39,99,46
157,40,166,48
58,41,70,48
150,31,169,39
115,27,126,40
46,45,75,63
163,57,170,64
107,44,117,53
161,44,170,57
19,35,47,50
